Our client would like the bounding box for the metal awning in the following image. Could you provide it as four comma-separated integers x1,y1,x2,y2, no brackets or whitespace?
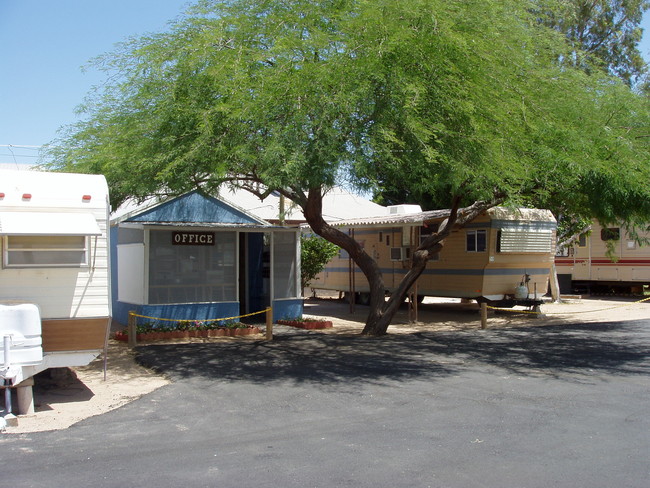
0,211,102,236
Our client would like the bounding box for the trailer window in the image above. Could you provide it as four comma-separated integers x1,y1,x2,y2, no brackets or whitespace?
419,224,439,246
466,230,486,252
601,228,620,241
3,235,88,267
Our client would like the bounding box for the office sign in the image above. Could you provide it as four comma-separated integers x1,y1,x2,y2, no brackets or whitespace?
171,231,215,246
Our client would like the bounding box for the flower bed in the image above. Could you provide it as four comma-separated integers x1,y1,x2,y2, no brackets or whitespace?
113,322,261,342
276,317,333,329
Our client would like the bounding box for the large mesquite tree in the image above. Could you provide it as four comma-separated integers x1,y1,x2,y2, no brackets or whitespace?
49,0,650,335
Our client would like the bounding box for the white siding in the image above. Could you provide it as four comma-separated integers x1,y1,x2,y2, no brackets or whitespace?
0,171,110,319
117,244,145,304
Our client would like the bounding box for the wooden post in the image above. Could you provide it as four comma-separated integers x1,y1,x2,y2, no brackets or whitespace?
266,307,273,341
413,281,419,323
128,311,137,348
480,302,488,329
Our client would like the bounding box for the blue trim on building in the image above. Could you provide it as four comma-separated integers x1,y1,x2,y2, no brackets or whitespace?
113,299,304,327
273,299,303,321
113,301,241,327
113,300,133,327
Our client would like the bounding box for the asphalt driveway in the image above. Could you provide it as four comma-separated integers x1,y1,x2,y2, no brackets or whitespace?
1,319,649,487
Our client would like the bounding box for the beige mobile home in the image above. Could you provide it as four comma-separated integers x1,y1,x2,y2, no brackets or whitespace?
0,170,110,405
555,221,650,294
311,207,557,305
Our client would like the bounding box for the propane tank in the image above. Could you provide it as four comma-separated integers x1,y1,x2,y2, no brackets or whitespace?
514,283,529,299
515,273,530,299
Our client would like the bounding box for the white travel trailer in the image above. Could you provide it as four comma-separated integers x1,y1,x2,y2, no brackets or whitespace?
0,170,110,414
555,220,650,294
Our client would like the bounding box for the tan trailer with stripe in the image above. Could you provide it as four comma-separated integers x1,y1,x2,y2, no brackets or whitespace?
311,207,557,305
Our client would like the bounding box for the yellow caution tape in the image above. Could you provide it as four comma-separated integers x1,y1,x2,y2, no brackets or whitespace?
487,295,650,315
129,307,271,323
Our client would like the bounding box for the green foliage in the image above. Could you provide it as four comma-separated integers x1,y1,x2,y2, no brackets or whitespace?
300,234,339,289
46,0,650,227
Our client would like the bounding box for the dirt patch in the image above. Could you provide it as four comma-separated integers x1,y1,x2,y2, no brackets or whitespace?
2,341,170,434
3,295,649,434
303,294,650,334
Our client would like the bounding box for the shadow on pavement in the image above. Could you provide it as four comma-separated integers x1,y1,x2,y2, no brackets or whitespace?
134,319,650,385
413,320,650,378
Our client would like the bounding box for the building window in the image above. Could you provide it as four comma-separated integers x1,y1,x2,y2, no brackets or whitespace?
466,230,487,252
601,228,620,241
3,235,89,267
578,234,587,247
273,232,298,299
148,230,236,304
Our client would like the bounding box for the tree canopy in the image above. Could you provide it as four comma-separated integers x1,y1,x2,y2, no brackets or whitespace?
535,0,649,85
48,0,650,334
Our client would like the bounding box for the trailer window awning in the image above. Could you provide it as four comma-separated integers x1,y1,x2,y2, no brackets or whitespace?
0,212,101,236
498,227,553,253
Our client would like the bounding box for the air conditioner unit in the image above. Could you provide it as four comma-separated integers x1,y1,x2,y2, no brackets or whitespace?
390,247,410,261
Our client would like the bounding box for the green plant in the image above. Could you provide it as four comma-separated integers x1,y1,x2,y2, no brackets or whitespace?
280,316,325,323
301,234,339,290
127,320,249,335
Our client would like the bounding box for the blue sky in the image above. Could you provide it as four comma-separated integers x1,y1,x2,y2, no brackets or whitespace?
0,0,191,165
1,1,650,166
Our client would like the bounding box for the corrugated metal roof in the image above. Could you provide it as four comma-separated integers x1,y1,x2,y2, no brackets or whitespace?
324,207,556,228
328,209,450,228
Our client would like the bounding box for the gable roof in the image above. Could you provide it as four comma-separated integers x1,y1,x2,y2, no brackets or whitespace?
113,190,272,227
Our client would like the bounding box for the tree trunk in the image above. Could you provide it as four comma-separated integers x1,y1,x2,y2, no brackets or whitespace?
302,188,387,324
549,262,562,302
361,245,441,335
